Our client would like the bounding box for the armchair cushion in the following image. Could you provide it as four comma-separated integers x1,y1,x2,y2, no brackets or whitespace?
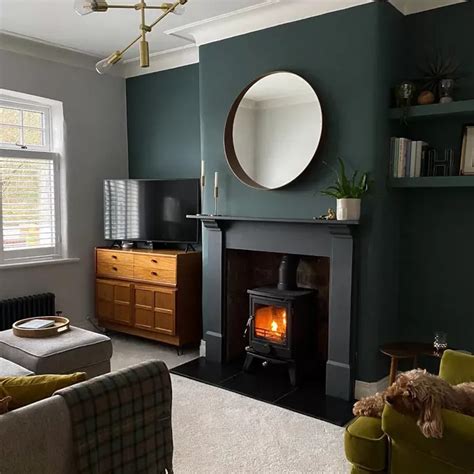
382,404,474,473
344,416,387,472
439,350,474,385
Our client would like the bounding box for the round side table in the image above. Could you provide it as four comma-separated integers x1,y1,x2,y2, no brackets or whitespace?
380,342,446,386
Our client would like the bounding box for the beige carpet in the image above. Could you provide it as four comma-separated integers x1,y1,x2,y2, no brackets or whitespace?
110,334,348,473
172,375,348,473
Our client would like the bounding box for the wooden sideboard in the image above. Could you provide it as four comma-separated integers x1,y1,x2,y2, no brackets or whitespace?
95,247,202,351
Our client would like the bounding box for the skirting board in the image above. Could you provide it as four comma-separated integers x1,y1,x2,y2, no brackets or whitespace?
199,339,206,357
354,375,392,400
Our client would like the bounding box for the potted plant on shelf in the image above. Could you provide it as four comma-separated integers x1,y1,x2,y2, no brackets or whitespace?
321,158,370,221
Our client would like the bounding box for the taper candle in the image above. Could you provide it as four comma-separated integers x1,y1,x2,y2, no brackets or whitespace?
201,160,205,178
214,171,219,188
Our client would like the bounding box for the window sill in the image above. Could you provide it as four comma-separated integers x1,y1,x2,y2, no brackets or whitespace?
0,257,80,270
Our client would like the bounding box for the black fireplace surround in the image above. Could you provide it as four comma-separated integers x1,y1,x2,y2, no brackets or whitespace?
189,215,358,401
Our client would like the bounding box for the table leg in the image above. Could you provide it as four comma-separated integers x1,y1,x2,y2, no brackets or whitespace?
389,357,398,386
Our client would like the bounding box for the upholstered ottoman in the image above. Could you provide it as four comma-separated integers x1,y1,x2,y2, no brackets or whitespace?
0,357,33,376
0,326,112,378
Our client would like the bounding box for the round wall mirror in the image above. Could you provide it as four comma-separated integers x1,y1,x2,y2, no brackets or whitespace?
225,71,323,190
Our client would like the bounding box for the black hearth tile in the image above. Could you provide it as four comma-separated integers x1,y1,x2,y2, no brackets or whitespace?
276,385,355,427
172,357,354,427
170,357,242,385
220,364,296,403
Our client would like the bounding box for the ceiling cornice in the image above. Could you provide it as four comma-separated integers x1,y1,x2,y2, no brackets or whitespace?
0,31,102,73
388,0,466,15
165,0,373,47
1,0,468,78
119,44,199,78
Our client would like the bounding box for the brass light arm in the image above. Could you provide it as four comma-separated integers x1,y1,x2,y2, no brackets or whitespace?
90,0,188,73
99,1,186,10
119,34,143,56
148,0,182,28
114,0,179,57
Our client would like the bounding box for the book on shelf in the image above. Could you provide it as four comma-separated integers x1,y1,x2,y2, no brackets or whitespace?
390,137,428,178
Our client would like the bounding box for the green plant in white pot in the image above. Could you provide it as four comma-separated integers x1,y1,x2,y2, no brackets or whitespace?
321,158,370,221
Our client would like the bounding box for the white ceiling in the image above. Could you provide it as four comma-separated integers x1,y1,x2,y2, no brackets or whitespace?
389,0,465,15
0,0,466,74
0,0,265,60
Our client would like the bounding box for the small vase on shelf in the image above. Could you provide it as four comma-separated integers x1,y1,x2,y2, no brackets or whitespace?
320,158,370,222
439,78,455,104
336,198,361,221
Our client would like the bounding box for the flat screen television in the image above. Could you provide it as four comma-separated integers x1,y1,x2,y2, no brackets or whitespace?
104,179,200,243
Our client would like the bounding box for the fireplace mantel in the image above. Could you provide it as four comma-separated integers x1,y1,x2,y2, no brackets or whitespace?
188,214,359,227
188,214,358,401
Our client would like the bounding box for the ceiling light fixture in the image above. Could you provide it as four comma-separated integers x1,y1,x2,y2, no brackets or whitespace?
74,0,188,74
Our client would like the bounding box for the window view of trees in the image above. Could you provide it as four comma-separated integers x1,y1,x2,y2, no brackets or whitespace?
0,107,45,148
0,157,56,251
0,98,59,261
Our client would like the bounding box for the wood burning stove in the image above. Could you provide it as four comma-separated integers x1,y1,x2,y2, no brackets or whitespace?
243,256,314,386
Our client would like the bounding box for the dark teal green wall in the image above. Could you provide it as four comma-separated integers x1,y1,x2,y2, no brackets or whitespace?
199,2,403,382
127,64,200,178
126,2,473,381
397,3,474,354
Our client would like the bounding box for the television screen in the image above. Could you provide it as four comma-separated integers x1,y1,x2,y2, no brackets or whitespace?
104,179,200,243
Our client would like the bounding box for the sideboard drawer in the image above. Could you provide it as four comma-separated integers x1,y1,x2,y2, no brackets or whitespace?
133,255,176,283
97,261,133,279
133,265,176,286
97,250,133,266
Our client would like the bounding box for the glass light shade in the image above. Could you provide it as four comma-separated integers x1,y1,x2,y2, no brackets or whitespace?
74,0,95,16
172,3,185,15
95,52,121,75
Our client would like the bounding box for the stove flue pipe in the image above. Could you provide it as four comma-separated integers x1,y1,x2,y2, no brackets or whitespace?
277,255,299,291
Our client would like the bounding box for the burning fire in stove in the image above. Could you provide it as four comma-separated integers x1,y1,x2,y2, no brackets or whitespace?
255,305,287,343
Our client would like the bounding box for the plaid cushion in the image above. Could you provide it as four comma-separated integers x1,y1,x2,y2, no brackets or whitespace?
56,360,173,474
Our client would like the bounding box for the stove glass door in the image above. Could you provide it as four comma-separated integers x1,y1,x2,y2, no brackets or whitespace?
253,302,288,345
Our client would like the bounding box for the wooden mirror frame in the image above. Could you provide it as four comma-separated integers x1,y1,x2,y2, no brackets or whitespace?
224,71,323,190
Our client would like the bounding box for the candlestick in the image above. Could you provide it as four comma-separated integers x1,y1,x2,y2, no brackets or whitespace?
213,183,219,216
200,160,205,188
212,171,219,216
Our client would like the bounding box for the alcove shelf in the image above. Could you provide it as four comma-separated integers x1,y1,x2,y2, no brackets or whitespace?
389,176,474,188
389,99,474,121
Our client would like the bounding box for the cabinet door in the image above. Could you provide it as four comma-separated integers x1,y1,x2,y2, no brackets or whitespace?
96,279,132,325
134,286,155,330
154,288,176,336
96,279,114,321
113,282,133,326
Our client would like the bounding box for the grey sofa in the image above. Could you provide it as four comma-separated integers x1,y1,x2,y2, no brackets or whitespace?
0,393,76,474
0,360,173,474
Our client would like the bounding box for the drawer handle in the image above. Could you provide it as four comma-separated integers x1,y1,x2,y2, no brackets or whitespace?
151,271,158,276
151,259,158,264
112,267,118,271
112,255,118,260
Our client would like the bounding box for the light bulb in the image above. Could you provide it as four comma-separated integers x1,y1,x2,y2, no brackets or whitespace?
95,51,122,75
74,0,95,16
172,3,185,15
74,0,107,16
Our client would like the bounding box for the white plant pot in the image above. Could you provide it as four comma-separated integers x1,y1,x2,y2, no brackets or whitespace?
336,198,361,221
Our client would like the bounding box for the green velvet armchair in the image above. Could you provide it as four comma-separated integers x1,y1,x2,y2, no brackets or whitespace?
344,350,474,474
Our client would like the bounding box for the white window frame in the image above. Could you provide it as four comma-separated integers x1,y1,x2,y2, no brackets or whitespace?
0,98,52,152
0,96,62,264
